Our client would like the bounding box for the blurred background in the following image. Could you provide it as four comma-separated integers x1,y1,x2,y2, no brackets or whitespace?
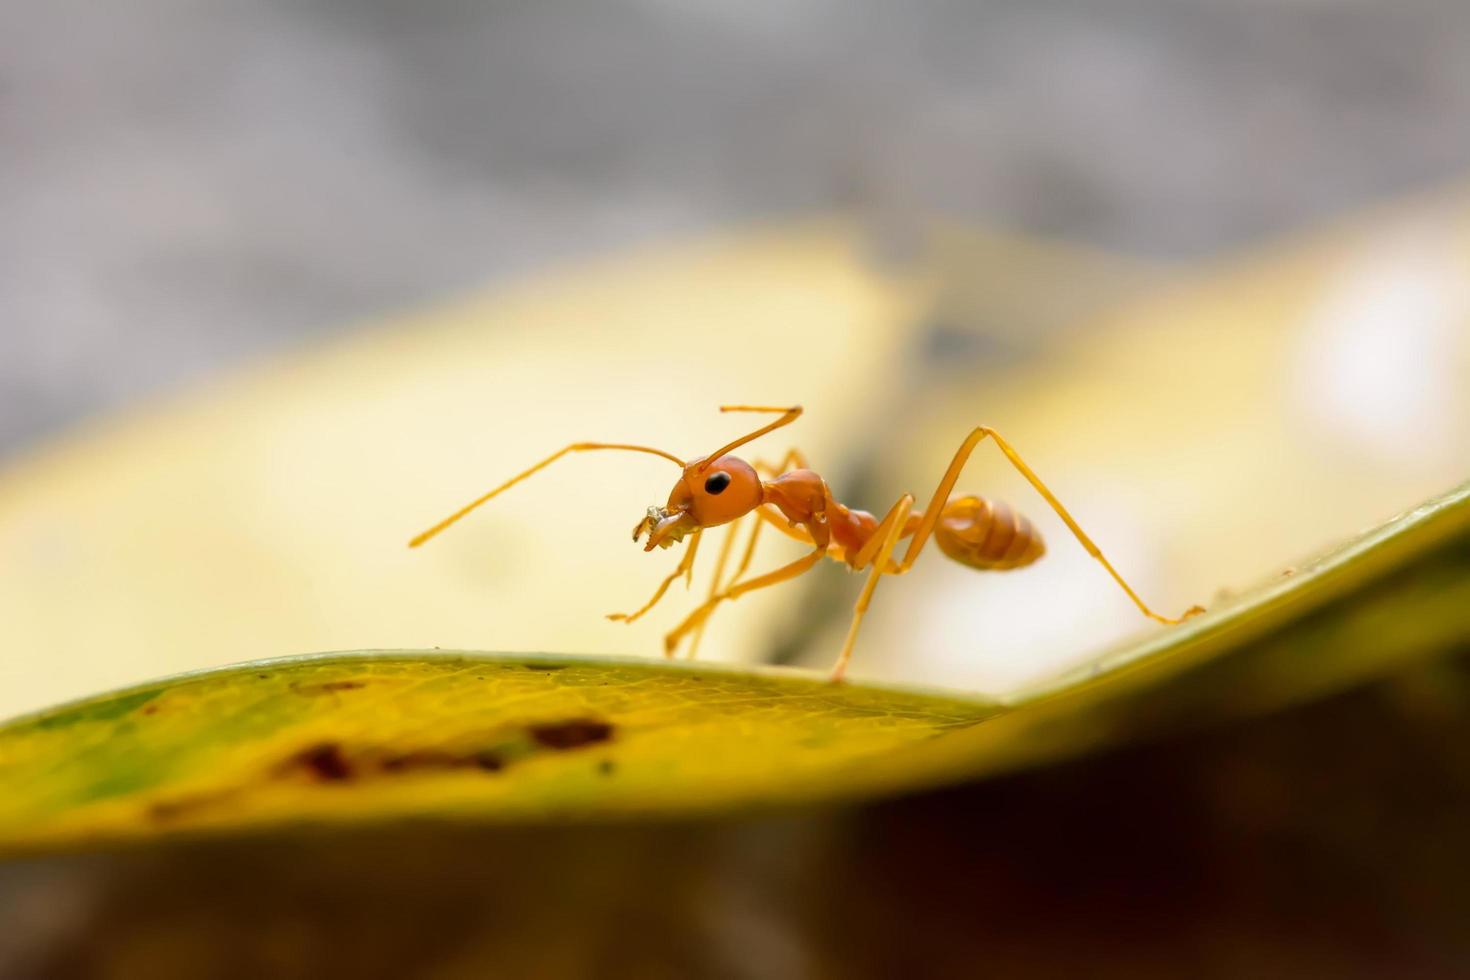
4,3,1470,975
6,0,1470,721
4,0,1470,715
7,0,1470,455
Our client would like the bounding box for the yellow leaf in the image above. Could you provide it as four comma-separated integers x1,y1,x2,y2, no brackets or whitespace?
0,653,995,853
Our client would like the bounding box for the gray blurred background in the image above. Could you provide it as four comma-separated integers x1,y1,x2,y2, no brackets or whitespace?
5,0,1470,459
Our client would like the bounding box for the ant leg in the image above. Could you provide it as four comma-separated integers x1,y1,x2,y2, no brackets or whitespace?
727,509,770,584
687,502,782,655
754,505,818,547
687,517,748,660
606,530,703,624
688,503,803,658
831,495,914,681
682,447,823,659
849,494,915,571
753,447,811,476
750,504,856,563
663,546,826,658
899,427,1203,625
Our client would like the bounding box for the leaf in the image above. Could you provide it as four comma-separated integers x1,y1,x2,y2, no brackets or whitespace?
2,480,1466,855
0,654,996,854
884,478,1470,788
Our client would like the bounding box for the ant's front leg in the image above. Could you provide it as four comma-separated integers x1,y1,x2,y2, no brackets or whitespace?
606,530,703,624
683,448,815,660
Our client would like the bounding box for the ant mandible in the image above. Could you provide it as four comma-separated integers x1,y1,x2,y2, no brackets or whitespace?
410,405,1204,681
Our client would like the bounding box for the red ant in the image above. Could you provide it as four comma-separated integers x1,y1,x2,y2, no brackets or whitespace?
410,406,1203,680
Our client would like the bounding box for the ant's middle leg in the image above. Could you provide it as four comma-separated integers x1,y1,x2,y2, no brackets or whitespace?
753,448,811,476
753,505,820,548
831,494,914,681
686,502,816,659
663,546,825,658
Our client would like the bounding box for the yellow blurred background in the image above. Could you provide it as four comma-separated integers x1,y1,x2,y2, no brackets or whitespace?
2,192,1468,719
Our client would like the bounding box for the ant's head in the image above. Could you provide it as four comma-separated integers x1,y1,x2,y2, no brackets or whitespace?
633,455,763,551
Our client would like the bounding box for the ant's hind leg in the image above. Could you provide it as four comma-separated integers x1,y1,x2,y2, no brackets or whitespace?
831,495,914,682
899,426,1203,625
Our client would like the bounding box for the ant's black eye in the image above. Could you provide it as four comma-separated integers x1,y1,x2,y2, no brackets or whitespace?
704,471,732,495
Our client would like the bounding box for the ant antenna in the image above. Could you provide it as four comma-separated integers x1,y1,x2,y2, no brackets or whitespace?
699,405,802,470
410,442,684,548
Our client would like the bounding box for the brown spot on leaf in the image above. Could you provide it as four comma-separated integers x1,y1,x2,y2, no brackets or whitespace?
148,801,187,822
380,749,505,774
148,787,242,822
472,751,505,772
290,680,368,696
281,740,510,781
153,738,511,822
380,749,450,772
289,742,355,781
527,719,615,750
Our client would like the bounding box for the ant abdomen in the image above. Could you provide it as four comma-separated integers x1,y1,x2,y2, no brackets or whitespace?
933,495,1045,571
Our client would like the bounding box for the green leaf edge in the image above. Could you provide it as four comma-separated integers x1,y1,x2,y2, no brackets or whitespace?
0,649,994,734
